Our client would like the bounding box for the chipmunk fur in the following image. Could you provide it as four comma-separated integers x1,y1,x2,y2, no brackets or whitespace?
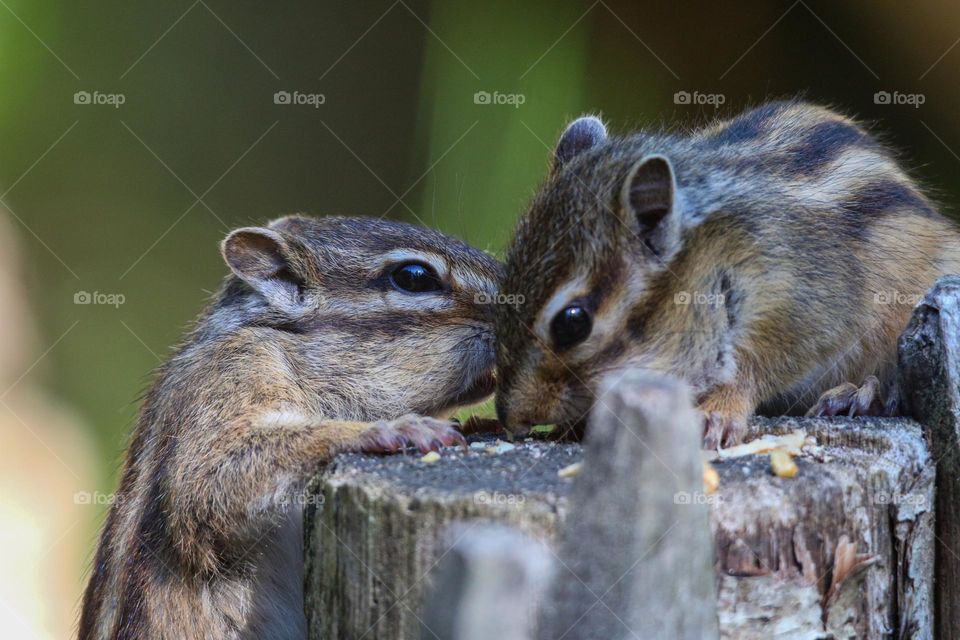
79,215,500,639
494,101,960,446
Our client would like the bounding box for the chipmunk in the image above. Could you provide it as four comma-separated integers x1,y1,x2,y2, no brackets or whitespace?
494,101,960,447
78,215,500,639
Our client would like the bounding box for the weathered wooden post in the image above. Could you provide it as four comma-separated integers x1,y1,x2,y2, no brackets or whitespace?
899,274,960,640
302,442,577,639
305,373,937,637
711,416,934,638
537,372,719,639
418,525,553,640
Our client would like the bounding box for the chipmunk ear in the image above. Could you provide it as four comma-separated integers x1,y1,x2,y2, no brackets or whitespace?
620,154,681,261
221,227,304,310
554,115,607,171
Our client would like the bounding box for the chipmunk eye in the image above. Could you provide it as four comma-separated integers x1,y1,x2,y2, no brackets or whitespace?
390,262,443,293
551,305,592,349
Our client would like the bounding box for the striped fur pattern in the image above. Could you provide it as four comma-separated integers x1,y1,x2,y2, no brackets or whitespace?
495,101,960,444
79,215,501,639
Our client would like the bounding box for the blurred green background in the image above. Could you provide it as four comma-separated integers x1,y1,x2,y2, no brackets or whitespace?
2,0,960,635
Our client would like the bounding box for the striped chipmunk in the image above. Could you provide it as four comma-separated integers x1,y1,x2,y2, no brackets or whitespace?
494,101,960,448
79,215,500,639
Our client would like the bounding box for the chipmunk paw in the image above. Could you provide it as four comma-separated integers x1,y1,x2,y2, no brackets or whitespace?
360,414,466,454
702,411,748,450
805,376,889,418
698,386,751,449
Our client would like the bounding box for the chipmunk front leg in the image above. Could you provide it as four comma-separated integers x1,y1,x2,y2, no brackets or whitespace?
243,412,466,472
169,412,465,568
698,383,755,450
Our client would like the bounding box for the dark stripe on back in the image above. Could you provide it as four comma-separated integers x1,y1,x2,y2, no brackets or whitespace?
842,180,935,218
786,120,869,174
704,102,789,147
115,470,169,638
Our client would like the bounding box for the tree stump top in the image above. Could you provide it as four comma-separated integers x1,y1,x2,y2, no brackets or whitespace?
305,415,934,639
321,437,582,502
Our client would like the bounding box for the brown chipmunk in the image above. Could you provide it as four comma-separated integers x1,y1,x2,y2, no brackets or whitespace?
494,101,960,447
79,215,500,639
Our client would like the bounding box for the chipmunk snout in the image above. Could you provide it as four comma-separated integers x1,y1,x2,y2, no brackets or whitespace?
495,386,549,437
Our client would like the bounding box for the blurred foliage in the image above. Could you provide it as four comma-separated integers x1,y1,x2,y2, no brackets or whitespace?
3,0,960,566
411,0,589,252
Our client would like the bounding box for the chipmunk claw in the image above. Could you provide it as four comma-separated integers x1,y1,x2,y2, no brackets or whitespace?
360,414,466,454
697,386,751,450
702,411,747,450
806,376,888,418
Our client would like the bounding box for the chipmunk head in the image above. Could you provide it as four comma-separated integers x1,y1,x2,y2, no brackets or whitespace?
219,215,501,420
495,115,739,435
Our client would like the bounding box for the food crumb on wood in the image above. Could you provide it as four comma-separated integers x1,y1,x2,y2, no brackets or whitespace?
485,440,516,454
703,461,720,494
770,449,798,478
558,461,583,479
716,429,809,459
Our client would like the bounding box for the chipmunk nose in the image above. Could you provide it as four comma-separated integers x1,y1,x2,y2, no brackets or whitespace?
496,394,534,438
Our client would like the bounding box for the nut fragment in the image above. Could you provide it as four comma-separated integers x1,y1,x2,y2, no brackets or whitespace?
558,462,583,478
485,440,516,455
703,462,720,494
718,430,808,459
770,449,798,478
420,451,441,463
